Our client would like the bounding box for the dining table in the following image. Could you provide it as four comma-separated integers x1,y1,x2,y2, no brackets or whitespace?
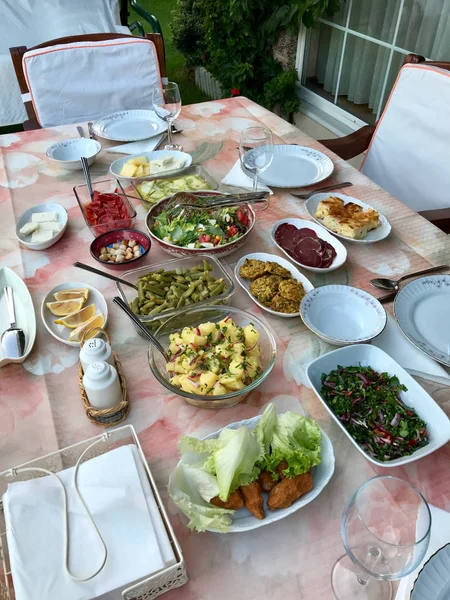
1,96,450,600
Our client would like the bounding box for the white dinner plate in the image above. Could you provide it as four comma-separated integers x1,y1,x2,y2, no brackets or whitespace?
271,218,347,273
109,150,192,181
411,543,450,600
234,252,314,318
91,110,167,142
169,414,335,533
307,345,450,467
41,282,108,347
243,145,334,188
306,192,391,243
300,285,387,345
394,275,450,367
0,268,36,367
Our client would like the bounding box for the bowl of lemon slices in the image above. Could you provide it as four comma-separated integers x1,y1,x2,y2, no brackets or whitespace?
41,283,108,347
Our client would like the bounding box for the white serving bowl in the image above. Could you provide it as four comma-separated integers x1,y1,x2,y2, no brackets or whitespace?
110,150,192,181
16,202,68,251
300,285,387,345
306,344,450,467
46,138,102,170
234,252,314,318
271,218,347,273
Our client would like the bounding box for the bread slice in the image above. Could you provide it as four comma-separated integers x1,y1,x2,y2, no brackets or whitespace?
315,196,381,239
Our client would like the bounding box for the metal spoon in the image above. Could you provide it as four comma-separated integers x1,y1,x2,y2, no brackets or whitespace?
370,265,449,291
80,156,94,199
76,126,85,138
112,296,169,361
1,287,26,358
73,262,138,290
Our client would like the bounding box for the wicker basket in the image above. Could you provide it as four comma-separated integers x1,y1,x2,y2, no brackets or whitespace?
78,328,130,427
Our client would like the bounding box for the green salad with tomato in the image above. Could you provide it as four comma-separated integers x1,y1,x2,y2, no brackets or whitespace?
151,206,251,248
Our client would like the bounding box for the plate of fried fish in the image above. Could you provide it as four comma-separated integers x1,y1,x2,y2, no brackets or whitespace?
234,253,314,318
306,193,391,243
168,404,335,533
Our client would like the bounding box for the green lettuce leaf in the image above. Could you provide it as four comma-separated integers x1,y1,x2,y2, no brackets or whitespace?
254,403,277,453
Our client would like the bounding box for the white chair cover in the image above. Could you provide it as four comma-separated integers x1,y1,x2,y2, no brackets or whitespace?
361,63,450,212
22,38,162,127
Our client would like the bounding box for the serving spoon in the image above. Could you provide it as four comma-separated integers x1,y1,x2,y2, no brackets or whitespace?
73,262,138,290
1,287,26,358
370,264,449,291
112,296,169,361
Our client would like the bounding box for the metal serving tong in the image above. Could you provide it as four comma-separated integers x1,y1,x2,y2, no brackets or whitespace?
164,190,268,220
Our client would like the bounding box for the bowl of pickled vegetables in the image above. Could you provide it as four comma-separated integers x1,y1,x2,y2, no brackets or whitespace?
148,306,277,408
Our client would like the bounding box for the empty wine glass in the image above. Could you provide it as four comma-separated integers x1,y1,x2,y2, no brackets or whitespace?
331,476,431,600
152,82,182,150
239,126,273,211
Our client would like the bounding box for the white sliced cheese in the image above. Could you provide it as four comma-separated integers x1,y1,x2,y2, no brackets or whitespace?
31,230,54,243
31,211,58,223
20,222,40,236
171,158,186,170
39,221,61,232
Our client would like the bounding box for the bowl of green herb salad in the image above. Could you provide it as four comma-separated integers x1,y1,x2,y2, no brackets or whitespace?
307,345,450,467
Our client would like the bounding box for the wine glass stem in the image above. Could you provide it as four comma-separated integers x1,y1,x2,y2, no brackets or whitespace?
166,120,173,146
253,171,258,191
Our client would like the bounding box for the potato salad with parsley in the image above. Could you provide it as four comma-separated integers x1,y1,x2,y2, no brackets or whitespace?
166,316,262,396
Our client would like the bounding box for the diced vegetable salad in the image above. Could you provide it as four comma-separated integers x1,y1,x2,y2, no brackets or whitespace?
320,365,429,461
137,174,210,205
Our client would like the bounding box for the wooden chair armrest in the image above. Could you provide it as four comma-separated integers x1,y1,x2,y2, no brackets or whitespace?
418,208,450,234
318,125,376,161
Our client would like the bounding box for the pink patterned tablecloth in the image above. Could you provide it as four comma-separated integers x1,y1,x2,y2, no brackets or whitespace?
1,97,450,599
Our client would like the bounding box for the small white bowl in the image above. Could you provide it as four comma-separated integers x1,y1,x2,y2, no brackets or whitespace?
110,150,192,181
16,202,68,251
234,252,314,318
300,285,387,345
271,218,347,273
46,138,102,170
41,282,108,347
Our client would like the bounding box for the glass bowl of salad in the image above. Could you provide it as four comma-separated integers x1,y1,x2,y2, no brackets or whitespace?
145,192,255,258
148,305,277,408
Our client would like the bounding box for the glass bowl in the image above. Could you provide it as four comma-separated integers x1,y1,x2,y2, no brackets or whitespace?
148,306,277,409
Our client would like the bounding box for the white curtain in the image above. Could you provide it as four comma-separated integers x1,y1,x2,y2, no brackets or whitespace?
314,0,450,117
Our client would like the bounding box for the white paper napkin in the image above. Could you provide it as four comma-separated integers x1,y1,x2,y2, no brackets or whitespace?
221,159,273,193
3,445,165,600
395,504,450,599
107,133,166,154
372,313,450,385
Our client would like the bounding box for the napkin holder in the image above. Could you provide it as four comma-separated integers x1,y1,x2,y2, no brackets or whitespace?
78,328,130,427
0,425,188,600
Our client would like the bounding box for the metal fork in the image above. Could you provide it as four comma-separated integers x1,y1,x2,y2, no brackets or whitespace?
164,191,268,220
290,181,353,199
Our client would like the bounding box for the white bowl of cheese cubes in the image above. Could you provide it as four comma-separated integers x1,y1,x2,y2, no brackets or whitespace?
110,151,192,181
16,203,68,250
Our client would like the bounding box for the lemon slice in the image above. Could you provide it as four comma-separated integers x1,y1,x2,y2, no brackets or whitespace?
69,313,105,342
54,288,89,302
54,304,96,328
46,297,86,316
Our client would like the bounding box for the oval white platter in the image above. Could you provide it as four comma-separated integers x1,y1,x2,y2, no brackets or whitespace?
41,282,108,348
411,543,450,600
91,109,166,142
394,275,450,367
234,252,314,318
169,414,335,533
243,144,334,188
271,218,347,273
305,192,391,243
0,268,36,367
109,150,192,181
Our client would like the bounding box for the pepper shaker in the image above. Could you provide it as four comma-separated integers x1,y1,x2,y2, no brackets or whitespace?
80,337,114,372
82,361,122,409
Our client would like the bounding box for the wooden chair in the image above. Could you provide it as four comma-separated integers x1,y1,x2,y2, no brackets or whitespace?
10,32,166,131
318,54,450,233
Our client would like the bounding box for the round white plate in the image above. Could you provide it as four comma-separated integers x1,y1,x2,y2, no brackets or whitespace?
41,282,108,347
234,252,314,318
242,145,334,188
169,414,335,533
394,275,450,367
16,202,68,251
306,192,391,243
91,110,167,142
271,218,347,273
300,285,387,345
411,543,450,600
109,150,192,181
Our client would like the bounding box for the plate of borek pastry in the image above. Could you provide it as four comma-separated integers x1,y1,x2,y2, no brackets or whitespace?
306,193,391,243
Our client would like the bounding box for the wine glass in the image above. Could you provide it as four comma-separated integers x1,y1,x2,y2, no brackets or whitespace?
152,82,182,151
331,476,431,600
239,126,273,211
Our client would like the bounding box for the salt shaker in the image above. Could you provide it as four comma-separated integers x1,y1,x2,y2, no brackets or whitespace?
80,338,114,372
83,361,122,409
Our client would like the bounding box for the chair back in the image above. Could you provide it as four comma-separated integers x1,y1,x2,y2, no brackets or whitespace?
10,33,166,129
361,61,450,212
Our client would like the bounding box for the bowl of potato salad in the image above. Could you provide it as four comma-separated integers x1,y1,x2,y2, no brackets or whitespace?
148,306,277,408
